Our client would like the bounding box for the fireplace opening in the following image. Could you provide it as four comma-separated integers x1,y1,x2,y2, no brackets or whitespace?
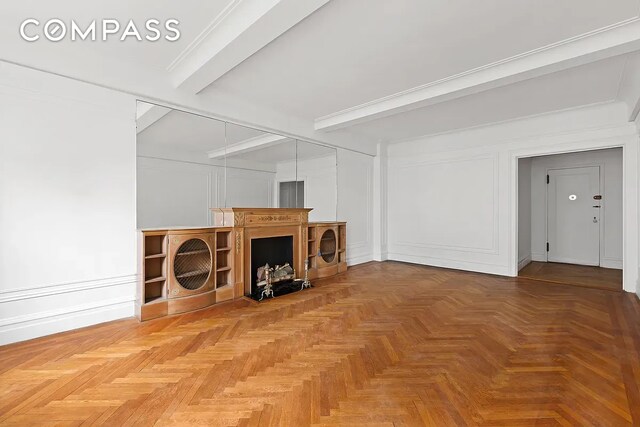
250,235,294,291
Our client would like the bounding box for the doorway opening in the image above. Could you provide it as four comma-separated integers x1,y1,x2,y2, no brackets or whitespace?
279,181,304,208
517,148,623,291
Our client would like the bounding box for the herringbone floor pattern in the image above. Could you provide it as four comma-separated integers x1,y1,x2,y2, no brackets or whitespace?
1,261,639,426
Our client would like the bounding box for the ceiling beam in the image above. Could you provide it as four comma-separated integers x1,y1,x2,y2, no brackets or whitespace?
138,0,331,136
315,18,640,132
136,104,172,134
208,133,288,159
168,0,331,94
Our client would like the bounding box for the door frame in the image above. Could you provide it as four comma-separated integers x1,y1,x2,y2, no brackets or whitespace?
510,125,639,293
545,165,602,265
275,178,307,208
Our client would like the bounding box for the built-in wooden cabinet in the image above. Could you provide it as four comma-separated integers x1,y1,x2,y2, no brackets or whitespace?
137,212,347,321
307,222,347,279
137,231,169,320
215,229,234,302
137,228,235,321
338,223,347,273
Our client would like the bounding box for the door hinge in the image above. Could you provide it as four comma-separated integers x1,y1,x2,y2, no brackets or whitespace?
546,242,549,252
546,174,549,184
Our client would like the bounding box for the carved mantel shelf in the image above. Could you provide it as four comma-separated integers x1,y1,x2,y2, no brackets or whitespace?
211,207,313,228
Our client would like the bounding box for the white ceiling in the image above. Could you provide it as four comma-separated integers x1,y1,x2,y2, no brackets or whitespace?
347,55,629,142
202,0,638,119
2,0,639,152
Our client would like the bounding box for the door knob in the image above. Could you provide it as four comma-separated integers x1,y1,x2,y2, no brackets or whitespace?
593,217,598,223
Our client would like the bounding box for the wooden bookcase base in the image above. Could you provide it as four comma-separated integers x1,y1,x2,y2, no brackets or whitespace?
137,210,347,321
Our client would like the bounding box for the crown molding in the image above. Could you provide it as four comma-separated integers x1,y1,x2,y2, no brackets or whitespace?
315,17,640,132
166,0,243,73
167,0,330,94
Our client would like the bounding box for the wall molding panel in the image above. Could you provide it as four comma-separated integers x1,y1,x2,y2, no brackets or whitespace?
391,154,500,255
0,274,137,304
337,149,374,265
387,103,639,293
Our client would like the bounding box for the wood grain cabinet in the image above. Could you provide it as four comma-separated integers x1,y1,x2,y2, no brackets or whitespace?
307,222,347,279
137,228,235,321
137,212,347,321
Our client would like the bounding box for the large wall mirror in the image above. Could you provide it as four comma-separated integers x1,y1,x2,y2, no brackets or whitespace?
136,101,337,228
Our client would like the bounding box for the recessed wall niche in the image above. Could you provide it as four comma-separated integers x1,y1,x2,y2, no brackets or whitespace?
135,101,337,228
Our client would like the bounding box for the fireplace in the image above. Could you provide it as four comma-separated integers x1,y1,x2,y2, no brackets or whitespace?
250,235,294,291
211,207,311,296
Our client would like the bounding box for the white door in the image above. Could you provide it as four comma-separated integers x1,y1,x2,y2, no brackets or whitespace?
547,166,600,266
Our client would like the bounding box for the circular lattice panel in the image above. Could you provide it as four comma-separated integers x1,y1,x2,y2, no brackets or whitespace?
320,229,337,263
173,238,212,291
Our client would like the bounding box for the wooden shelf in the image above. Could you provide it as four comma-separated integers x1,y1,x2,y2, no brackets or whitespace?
144,295,166,305
145,276,166,284
145,253,166,260
176,269,209,279
216,231,230,249
176,249,209,256
214,231,233,290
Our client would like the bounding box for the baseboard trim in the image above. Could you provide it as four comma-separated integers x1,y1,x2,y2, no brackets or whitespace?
531,252,547,262
373,252,389,262
601,258,623,269
347,253,374,266
0,296,135,346
387,253,510,277
518,255,532,271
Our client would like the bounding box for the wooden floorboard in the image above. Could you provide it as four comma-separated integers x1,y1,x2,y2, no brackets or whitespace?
518,261,622,292
1,261,639,426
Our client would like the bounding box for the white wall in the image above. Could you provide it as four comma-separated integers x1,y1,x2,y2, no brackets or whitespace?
0,63,137,345
337,149,374,265
518,158,532,270
529,149,623,268
386,102,639,293
275,155,337,222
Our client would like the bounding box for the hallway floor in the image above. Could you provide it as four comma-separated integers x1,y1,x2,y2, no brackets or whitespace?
518,261,623,291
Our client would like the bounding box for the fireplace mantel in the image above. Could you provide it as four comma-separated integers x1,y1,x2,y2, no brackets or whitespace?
211,207,313,228
211,208,313,296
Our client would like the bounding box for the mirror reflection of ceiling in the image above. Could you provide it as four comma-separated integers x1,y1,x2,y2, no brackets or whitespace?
225,139,334,164
136,102,336,167
137,106,266,153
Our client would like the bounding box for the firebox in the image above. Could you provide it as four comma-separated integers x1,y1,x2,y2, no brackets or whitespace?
250,235,294,291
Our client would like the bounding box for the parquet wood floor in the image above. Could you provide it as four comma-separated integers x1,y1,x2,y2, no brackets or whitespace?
1,261,639,426
518,261,623,292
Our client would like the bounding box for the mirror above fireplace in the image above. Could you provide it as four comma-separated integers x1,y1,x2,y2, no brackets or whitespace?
136,101,338,228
